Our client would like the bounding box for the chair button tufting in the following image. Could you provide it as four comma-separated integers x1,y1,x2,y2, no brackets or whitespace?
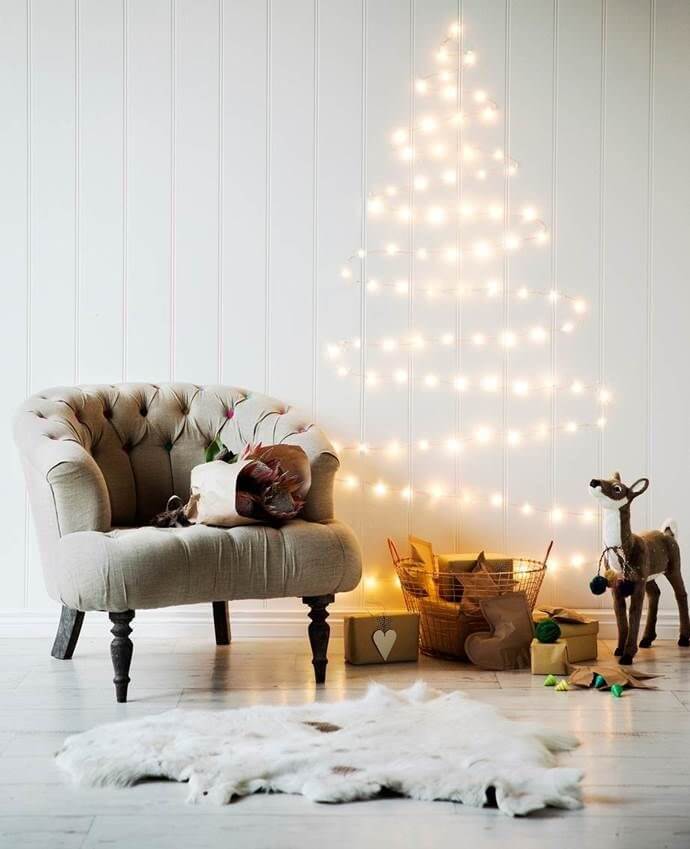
164,441,173,452
104,408,112,420
140,406,147,417
122,442,131,454
225,408,234,420
35,411,45,419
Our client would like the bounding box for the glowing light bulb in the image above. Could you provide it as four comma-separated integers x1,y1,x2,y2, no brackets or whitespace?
442,85,457,100
488,203,503,220
395,279,408,295
381,337,397,352
393,368,408,384
391,128,407,146
561,321,574,333
431,142,448,159
373,481,388,498
599,388,611,404
448,21,462,37
336,366,349,378
493,148,504,161
521,502,534,516
441,169,456,185
357,442,369,455
340,267,352,279
460,202,475,218
416,248,429,261
507,430,522,446
352,337,361,349
415,78,429,94
551,507,564,523
343,474,359,490
427,206,446,225
418,439,430,451
549,289,560,302
453,375,468,392
565,421,578,434
571,554,584,568
521,206,537,221
513,379,529,396
429,483,445,499
462,145,476,161
444,246,459,263
366,278,380,293
423,373,439,388
439,70,451,82
440,332,454,345
446,437,462,454
504,233,520,251
490,493,503,508
475,426,493,444
357,248,366,258
450,111,464,127
474,89,487,103
386,439,401,457
472,332,486,346
364,575,378,589
367,196,384,215
401,486,413,501
409,333,425,349
507,163,518,176
366,370,379,387
482,105,497,121
414,174,429,191
472,240,491,260
386,243,400,256
571,380,584,394
436,46,449,64
529,326,547,343
500,330,516,348
573,299,587,314
326,344,341,359
419,115,438,134
597,416,607,429
517,286,529,300
581,510,595,523
481,375,499,392
397,206,413,222
464,50,476,66
535,422,549,439
486,279,500,297
385,185,398,197
476,169,487,181
535,229,549,244
400,145,415,161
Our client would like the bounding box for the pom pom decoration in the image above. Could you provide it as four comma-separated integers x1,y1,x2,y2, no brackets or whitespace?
611,683,624,698
555,680,569,692
589,575,609,596
593,674,607,689
535,618,561,644
543,674,559,687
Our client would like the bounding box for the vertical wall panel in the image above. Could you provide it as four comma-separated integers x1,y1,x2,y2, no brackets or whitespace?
221,0,268,390
172,0,220,384
551,0,603,608
267,0,315,408
602,0,652,522
650,0,690,611
125,0,172,381
316,0,364,610
0,0,29,606
78,0,124,384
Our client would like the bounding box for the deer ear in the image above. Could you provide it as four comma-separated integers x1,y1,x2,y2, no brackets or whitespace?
629,478,649,498
612,471,621,482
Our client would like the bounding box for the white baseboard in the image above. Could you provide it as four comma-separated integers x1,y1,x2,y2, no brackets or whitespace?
0,606,681,641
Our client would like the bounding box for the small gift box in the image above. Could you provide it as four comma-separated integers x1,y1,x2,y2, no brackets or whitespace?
344,612,420,665
436,551,514,602
533,606,599,663
530,638,570,675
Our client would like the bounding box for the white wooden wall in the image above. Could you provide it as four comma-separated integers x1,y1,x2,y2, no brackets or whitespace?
1,0,688,623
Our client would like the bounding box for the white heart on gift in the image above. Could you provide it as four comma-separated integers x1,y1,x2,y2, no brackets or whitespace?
372,628,397,661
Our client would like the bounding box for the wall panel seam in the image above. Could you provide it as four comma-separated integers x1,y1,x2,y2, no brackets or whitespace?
24,0,33,604
550,0,559,545
264,0,272,395
646,0,655,526
170,0,177,381
74,0,80,384
217,0,224,383
312,0,319,418
122,0,128,381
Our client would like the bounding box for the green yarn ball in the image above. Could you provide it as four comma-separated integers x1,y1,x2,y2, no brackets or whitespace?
590,575,609,595
535,618,561,644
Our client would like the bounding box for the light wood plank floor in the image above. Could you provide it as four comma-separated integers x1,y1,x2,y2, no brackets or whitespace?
1,632,690,848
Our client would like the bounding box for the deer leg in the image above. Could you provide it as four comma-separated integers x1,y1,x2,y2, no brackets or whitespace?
620,583,645,665
665,565,690,647
612,589,628,656
639,581,660,648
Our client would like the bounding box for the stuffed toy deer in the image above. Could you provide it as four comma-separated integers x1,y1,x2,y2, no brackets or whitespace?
589,473,690,665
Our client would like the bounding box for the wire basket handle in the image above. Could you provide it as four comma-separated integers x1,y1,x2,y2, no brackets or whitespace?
543,540,554,567
387,537,401,566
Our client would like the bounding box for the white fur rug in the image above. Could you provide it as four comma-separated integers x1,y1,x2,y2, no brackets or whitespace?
56,682,583,816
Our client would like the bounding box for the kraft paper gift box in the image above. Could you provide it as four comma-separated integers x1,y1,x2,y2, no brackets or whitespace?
530,638,570,675
436,551,514,602
533,606,599,663
344,612,420,665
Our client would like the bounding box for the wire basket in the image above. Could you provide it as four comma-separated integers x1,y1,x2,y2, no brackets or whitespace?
388,538,549,660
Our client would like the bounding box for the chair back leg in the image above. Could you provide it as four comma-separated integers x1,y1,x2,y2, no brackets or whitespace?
212,601,231,645
51,606,85,660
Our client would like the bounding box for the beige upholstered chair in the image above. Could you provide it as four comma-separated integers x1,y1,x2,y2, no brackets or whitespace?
14,383,362,701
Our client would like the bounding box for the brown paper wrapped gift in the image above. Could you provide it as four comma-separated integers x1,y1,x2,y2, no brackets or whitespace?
417,599,485,659
533,606,599,663
344,612,420,665
530,638,570,675
436,551,513,602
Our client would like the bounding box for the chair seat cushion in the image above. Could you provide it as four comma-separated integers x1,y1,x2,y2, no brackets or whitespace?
55,519,362,612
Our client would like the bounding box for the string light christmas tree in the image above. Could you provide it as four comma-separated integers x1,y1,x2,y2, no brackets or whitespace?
325,19,611,578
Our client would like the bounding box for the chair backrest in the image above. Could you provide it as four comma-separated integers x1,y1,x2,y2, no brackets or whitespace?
15,383,338,531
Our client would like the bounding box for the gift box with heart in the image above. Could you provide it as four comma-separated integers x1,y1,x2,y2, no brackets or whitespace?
344,612,420,665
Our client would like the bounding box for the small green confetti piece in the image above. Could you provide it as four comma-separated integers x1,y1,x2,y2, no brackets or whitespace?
543,674,559,687
555,680,569,692
611,683,624,698
594,674,607,689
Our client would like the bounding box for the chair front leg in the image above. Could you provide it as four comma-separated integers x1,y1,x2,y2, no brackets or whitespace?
303,595,335,684
212,601,231,645
51,606,85,660
109,611,135,702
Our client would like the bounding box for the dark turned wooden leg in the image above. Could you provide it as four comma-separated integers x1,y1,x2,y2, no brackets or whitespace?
109,611,135,703
51,606,85,660
212,601,231,645
303,595,334,685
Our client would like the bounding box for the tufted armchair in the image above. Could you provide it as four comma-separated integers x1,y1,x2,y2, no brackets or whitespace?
14,383,361,701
